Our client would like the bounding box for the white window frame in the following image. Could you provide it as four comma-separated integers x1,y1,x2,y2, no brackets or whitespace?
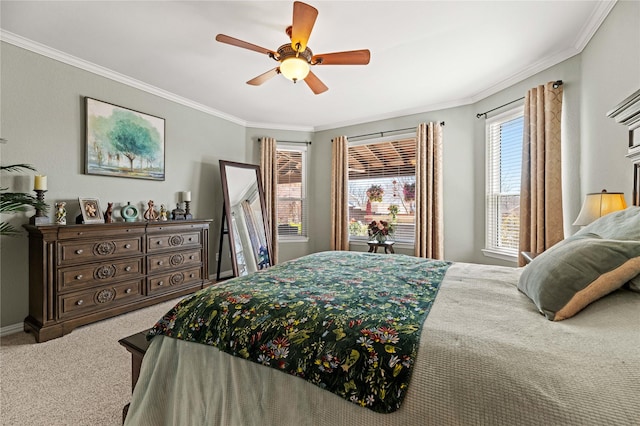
482,106,524,262
276,143,308,243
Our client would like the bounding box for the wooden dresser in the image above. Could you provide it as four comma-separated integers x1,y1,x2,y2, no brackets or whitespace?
23,219,212,342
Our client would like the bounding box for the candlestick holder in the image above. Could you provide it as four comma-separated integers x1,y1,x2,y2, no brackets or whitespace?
184,201,193,220
30,189,49,225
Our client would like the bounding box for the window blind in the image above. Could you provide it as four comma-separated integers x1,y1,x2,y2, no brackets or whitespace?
276,145,307,239
485,108,523,257
347,135,416,243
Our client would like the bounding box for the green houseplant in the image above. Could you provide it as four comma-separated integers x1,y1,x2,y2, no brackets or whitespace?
1,164,49,235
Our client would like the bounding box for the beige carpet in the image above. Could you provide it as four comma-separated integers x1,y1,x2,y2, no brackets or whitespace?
0,297,183,426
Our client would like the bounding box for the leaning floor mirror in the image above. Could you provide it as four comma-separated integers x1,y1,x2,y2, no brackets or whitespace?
218,160,272,278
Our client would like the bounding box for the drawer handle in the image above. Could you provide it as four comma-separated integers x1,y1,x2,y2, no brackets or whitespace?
190,273,195,278
75,274,83,280
188,237,193,241
157,241,162,245
157,261,163,265
189,255,195,260
125,266,132,272
75,249,83,255
76,299,84,306
124,244,131,249
158,281,164,286
125,288,132,294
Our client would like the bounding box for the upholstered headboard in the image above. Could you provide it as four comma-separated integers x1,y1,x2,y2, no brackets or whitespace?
607,89,640,206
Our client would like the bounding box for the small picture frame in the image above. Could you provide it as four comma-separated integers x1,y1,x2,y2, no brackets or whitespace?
78,197,104,224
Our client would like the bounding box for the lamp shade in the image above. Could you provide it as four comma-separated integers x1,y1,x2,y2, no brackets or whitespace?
572,190,627,226
280,57,310,82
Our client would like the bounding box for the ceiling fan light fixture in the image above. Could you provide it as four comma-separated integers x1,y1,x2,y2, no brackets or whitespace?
280,56,310,82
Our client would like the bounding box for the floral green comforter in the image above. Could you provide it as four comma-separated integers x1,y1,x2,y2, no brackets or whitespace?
148,251,451,413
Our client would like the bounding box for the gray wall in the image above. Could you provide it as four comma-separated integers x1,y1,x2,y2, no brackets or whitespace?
1,0,638,329
580,0,640,198
0,43,246,327
313,105,475,261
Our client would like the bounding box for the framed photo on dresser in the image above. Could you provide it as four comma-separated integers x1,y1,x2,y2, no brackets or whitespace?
78,197,104,224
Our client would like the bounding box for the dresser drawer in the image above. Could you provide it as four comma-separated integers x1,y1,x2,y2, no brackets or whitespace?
147,266,203,295
57,225,145,240
58,257,144,293
58,280,144,320
147,232,201,253
147,249,202,274
58,237,144,266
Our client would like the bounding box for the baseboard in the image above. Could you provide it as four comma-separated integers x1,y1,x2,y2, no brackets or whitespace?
1,322,23,337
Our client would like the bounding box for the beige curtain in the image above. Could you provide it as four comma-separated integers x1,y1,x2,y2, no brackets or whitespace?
330,136,349,251
518,81,564,266
260,137,278,265
415,122,444,259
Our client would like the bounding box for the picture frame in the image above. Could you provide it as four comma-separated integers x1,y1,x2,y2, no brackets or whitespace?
78,197,105,224
85,97,165,181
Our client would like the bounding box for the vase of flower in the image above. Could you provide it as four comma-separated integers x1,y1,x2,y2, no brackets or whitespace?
368,219,393,243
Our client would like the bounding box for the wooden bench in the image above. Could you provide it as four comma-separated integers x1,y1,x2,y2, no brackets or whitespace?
119,329,152,423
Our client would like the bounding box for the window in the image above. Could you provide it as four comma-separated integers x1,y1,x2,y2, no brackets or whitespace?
347,134,416,243
484,107,524,260
276,144,307,240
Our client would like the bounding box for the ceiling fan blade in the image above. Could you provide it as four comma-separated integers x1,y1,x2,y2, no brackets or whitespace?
247,68,280,86
304,70,328,95
312,50,371,65
216,34,277,57
290,1,318,52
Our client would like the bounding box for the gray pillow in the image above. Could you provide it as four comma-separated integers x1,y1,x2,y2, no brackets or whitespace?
575,206,640,240
518,207,640,321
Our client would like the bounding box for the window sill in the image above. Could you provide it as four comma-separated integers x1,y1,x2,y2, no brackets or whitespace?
278,236,309,243
481,248,518,263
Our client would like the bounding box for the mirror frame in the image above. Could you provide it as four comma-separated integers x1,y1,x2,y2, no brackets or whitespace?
219,160,273,277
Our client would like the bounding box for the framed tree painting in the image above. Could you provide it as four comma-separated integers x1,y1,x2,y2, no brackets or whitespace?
85,97,165,181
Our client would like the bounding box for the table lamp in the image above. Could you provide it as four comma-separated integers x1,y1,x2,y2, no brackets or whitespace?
572,189,627,226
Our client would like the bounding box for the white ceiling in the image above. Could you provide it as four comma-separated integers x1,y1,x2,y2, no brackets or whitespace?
1,1,615,131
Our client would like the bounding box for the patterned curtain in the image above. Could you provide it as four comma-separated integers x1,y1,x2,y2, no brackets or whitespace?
518,82,564,266
415,122,444,259
331,136,349,251
260,137,278,265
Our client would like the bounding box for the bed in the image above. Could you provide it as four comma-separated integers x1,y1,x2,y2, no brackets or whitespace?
122,204,640,425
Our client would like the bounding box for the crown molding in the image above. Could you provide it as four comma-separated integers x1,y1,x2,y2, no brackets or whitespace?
573,0,617,52
245,121,314,132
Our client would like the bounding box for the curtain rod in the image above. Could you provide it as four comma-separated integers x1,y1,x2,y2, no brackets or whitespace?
333,122,446,142
476,80,563,119
258,138,311,145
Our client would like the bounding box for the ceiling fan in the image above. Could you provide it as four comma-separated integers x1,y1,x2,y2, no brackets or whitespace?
215,1,370,95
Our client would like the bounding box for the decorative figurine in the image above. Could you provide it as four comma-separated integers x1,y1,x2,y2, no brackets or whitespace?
143,200,159,221
120,202,139,222
159,204,168,221
104,202,114,223
55,202,66,225
171,203,186,220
